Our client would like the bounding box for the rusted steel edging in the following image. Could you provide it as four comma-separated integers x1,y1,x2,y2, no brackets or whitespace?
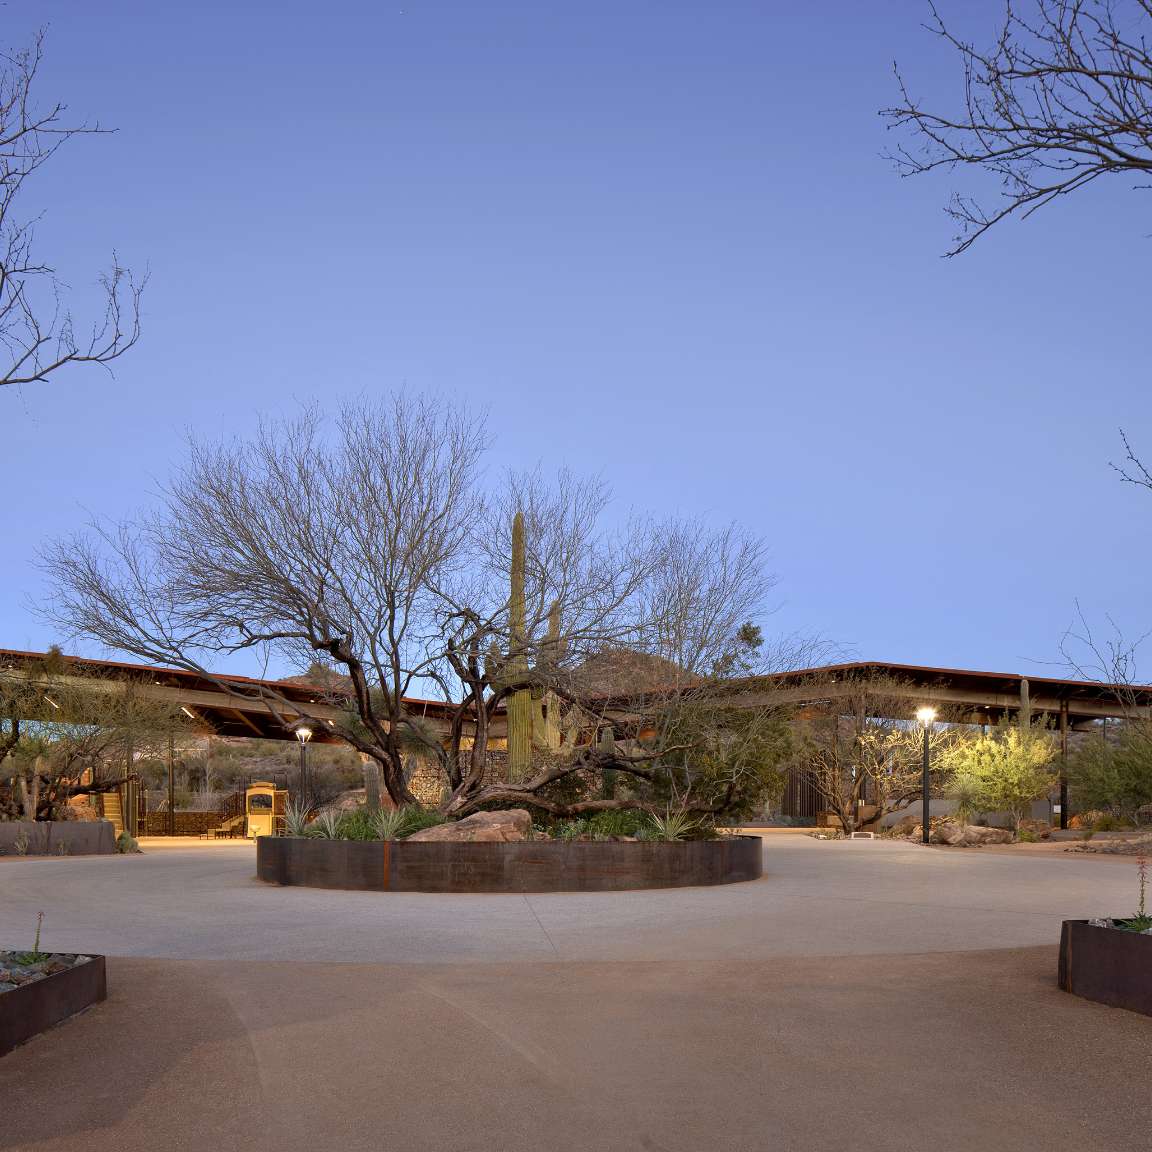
0,956,107,1057
256,836,763,893
1059,920,1152,1017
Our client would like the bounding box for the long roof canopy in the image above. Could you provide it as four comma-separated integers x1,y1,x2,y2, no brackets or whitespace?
2,649,1147,742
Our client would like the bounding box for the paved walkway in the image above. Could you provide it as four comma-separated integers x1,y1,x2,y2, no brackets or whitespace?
0,836,1138,962
2,838,1148,1152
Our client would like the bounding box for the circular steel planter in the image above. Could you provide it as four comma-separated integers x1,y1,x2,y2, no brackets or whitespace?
257,835,763,893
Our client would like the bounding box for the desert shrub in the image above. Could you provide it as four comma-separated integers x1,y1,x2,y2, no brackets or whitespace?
336,808,378,840
585,809,648,838
1093,813,1124,833
1017,828,1038,843
115,831,140,854
397,808,445,837
1069,729,1152,826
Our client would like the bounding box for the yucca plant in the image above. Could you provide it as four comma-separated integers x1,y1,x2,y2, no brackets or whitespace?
283,798,313,837
645,810,702,842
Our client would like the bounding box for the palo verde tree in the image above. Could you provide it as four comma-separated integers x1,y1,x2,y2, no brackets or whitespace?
42,395,801,821
941,722,1057,831
884,2,1152,254
0,31,143,390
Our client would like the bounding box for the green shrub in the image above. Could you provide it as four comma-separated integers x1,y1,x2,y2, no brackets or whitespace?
1017,829,1038,843
585,809,648,838
337,808,379,841
115,831,140,854
398,808,446,837
1093,813,1122,833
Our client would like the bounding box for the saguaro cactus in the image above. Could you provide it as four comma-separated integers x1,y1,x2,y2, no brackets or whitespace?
531,601,564,751
506,511,533,781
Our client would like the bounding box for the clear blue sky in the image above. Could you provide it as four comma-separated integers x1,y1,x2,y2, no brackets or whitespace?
2,0,1147,679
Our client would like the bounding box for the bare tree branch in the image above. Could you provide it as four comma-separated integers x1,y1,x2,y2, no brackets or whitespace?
0,30,144,390
883,2,1152,254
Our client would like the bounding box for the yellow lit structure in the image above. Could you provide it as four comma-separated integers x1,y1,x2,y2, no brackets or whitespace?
245,781,287,838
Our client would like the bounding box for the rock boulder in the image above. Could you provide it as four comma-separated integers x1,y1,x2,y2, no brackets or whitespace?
406,809,533,843
962,825,1014,846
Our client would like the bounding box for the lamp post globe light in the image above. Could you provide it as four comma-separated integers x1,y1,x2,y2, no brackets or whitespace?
295,726,313,807
915,707,937,845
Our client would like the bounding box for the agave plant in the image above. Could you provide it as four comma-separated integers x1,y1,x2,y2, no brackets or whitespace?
372,806,410,840
310,809,343,840
645,810,702,842
283,798,313,837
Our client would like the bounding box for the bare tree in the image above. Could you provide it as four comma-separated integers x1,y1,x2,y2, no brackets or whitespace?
42,394,799,821
1,31,143,390
883,2,1152,254
43,396,484,807
437,512,790,819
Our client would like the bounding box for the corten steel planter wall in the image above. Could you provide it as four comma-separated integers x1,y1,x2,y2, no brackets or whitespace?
1059,920,1152,1017
0,821,116,857
0,956,107,1057
257,835,763,893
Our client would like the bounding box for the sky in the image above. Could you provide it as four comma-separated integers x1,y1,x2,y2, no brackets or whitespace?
1,0,1148,681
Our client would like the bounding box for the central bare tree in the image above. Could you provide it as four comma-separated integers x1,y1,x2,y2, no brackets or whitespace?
42,394,800,820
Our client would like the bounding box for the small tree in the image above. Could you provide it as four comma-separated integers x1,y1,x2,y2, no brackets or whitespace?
1068,725,1152,825
942,725,1057,831
790,675,954,834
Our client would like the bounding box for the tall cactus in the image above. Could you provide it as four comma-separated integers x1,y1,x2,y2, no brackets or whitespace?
531,600,564,751
506,510,532,781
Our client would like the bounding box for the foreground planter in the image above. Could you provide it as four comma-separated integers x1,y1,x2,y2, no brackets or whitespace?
257,835,763,893
0,821,116,857
1059,920,1152,1016
0,955,106,1057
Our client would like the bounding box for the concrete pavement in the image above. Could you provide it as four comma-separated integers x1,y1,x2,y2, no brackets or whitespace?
0,836,1141,962
5,948,1152,1152
2,837,1148,1152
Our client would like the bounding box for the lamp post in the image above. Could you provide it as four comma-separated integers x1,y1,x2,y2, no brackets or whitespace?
916,707,937,845
295,726,313,807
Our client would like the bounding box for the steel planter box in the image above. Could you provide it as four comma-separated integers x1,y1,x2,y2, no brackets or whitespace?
257,835,763,893
0,822,116,856
1059,920,1152,1017
0,956,107,1057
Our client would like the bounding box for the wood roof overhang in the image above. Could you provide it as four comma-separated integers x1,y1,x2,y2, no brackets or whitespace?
0,648,465,743
719,661,1152,728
